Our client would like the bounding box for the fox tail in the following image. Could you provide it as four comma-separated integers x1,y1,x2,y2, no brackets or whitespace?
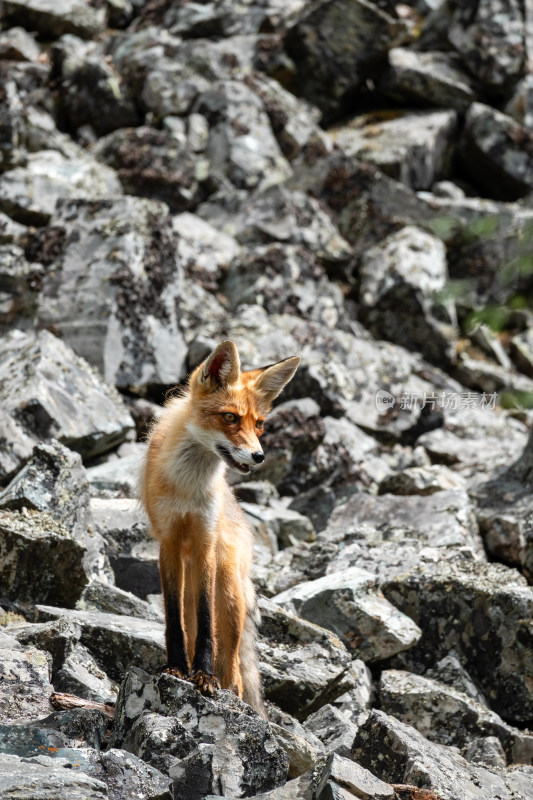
240,578,266,718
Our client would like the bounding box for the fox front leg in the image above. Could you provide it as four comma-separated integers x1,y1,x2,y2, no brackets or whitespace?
188,548,220,696
159,541,189,680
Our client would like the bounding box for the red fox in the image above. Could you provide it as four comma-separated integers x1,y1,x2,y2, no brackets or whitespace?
140,340,300,714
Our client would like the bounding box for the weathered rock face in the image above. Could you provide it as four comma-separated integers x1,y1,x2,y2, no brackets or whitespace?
0,511,88,607
0,439,111,581
0,330,134,482
273,567,422,663
35,197,187,393
110,668,289,798
353,710,533,800
382,560,533,724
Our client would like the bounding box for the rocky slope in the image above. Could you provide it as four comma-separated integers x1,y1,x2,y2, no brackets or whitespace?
2,0,533,798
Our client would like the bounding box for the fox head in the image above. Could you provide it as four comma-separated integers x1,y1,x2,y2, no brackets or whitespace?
187,340,300,474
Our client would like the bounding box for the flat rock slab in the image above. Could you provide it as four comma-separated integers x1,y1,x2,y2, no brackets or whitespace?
37,196,187,393
35,605,166,683
257,597,356,719
0,752,108,800
324,490,485,559
0,329,134,482
0,648,53,723
2,0,107,39
381,48,476,111
0,510,88,607
110,668,289,798
382,560,533,725
273,567,421,663
0,150,121,225
354,710,533,800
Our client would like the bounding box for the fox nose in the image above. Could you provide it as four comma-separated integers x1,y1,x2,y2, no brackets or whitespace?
252,451,265,464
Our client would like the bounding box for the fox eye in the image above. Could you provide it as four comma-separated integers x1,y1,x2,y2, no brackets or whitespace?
221,412,238,423
255,419,265,432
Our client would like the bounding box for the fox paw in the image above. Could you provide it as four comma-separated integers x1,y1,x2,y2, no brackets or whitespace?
189,669,220,696
162,666,188,681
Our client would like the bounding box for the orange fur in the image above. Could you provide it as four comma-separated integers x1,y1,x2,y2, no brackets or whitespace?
140,341,300,711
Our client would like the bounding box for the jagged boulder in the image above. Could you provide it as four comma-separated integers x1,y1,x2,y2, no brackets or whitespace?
0,329,134,482
109,668,289,798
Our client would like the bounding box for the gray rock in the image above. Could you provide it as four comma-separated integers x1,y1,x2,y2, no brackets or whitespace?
511,327,533,377
273,567,422,662
461,102,533,200
93,126,206,213
0,510,88,607
381,559,533,724
331,660,374,727
268,722,321,779
100,748,173,800
56,643,119,704
8,617,119,703
53,35,139,136
90,497,160,599
473,476,533,581
353,710,532,800
241,772,313,800
357,224,456,364
223,244,345,331
198,184,352,268
418,406,528,485
242,502,315,549
448,0,525,94
87,453,141,499
198,79,292,191
464,737,507,769
381,47,477,111
425,654,489,707
173,211,240,294
0,752,108,800
326,537,476,588
324,490,485,559
247,73,325,162
2,0,107,39
0,149,122,225
332,110,457,191
316,752,396,800
0,27,41,62
505,74,533,129
0,440,111,582
285,0,407,121
78,580,164,623
35,605,165,683
379,669,533,764
0,244,42,333
378,465,466,496
257,597,356,719
303,704,358,757
37,197,187,393
0,329,134,482
0,76,25,173
0,648,53,723
110,668,289,797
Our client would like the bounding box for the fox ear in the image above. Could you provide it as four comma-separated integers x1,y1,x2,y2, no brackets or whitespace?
198,340,240,391
254,356,301,404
